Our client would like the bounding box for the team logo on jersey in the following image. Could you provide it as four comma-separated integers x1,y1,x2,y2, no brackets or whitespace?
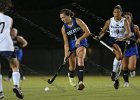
67,27,81,35
110,25,124,28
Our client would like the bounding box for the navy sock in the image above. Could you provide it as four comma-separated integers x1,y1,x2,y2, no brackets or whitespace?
68,70,74,78
122,70,129,82
77,66,84,82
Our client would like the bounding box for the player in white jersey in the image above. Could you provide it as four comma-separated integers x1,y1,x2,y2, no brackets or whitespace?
0,0,23,99
95,5,131,89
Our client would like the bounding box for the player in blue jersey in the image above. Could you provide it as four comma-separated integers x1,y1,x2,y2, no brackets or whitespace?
122,12,140,87
5,28,28,81
60,9,91,90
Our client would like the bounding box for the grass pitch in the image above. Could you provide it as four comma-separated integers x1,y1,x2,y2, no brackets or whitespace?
2,75,140,100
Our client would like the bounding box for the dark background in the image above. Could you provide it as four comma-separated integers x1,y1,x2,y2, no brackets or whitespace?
2,0,140,75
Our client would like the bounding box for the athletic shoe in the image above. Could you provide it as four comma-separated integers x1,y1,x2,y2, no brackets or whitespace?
123,82,129,87
113,79,119,89
68,73,76,87
0,92,4,99
13,86,24,99
77,81,85,90
130,71,135,78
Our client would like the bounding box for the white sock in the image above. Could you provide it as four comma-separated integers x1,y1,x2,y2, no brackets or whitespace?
0,75,3,92
112,57,121,73
12,72,20,88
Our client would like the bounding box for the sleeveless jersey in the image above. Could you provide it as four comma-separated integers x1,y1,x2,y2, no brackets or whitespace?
109,17,126,38
64,18,83,41
13,37,21,51
0,13,14,51
125,24,136,46
130,24,137,39
124,24,139,58
63,18,88,51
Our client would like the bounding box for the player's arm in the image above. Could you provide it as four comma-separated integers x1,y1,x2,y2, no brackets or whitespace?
76,18,91,41
98,19,110,39
61,26,69,58
124,19,131,39
17,36,28,48
134,24,140,43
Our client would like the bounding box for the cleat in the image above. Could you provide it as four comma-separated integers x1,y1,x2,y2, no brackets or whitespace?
68,73,76,87
13,86,24,99
123,82,129,87
130,71,135,78
77,81,85,90
0,92,4,99
113,80,119,89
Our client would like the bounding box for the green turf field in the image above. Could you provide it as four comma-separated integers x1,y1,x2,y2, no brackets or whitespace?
2,75,140,100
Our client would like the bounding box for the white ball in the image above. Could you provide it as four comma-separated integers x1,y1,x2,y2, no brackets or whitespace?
45,87,50,92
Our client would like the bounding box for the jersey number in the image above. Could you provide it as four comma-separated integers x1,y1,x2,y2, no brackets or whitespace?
0,22,5,33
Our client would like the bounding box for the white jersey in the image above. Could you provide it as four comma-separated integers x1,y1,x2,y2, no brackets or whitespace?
0,13,14,51
109,17,126,38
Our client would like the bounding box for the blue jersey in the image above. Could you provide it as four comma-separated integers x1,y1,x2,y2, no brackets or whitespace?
125,24,139,58
63,18,88,51
13,37,23,61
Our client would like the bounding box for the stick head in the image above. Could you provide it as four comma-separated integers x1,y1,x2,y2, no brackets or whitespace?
48,79,53,84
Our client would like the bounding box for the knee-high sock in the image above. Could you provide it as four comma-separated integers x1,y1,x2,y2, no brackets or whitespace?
12,72,20,87
68,70,74,78
112,57,121,73
122,70,129,82
77,66,84,82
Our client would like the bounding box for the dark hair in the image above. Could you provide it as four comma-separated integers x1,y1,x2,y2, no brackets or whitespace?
0,0,13,13
113,5,123,13
60,9,74,17
123,12,133,19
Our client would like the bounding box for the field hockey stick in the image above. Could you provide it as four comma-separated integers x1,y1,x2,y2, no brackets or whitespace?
48,48,76,84
90,33,114,52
